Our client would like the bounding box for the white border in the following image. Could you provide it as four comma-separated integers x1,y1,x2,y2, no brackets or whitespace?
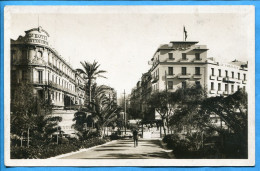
4,5,255,166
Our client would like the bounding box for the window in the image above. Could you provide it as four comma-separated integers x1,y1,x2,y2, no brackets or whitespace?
238,73,240,80
55,92,57,100
59,93,61,101
244,74,246,81
243,86,246,91
195,53,200,60
211,68,214,76
38,70,43,83
211,82,214,90
237,85,240,91
182,53,187,60
168,81,173,90
168,67,173,75
231,85,234,93
232,72,234,78
218,83,221,91
182,81,186,89
182,67,187,75
218,69,221,77
195,67,200,75
225,70,228,77
196,81,201,88
225,84,228,92
52,75,54,82
168,53,173,59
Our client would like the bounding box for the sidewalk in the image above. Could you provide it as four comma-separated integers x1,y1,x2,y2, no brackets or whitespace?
58,138,175,159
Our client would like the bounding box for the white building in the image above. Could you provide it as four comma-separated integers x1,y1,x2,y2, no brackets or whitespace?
149,41,247,96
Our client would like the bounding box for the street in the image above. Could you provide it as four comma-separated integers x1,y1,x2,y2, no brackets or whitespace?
59,139,174,159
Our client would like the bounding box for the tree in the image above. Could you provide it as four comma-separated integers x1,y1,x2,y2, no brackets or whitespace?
88,93,121,137
76,61,107,105
147,91,172,135
73,84,121,139
11,83,61,147
168,85,207,149
199,89,248,158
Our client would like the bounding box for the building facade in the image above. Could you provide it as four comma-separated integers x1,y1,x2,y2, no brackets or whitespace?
130,40,248,120
148,41,247,96
10,26,87,136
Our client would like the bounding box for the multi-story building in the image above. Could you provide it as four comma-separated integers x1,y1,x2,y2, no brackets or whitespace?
130,40,248,122
10,26,86,136
148,41,248,96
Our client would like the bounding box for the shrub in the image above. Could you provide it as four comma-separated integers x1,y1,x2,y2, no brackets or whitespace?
11,137,111,159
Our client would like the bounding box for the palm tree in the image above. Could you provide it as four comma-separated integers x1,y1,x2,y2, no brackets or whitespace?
76,61,107,106
88,92,121,137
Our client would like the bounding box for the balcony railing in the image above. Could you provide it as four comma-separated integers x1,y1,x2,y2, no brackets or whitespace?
167,58,175,61
223,77,236,83
210,75,216,80
179,58,189,62
223,91,229,95
193,74,202,79
193,58,203,63
178,74,191,79
242,80,247,84
166,74,175,79
217,90,223,94
217,76,223,81
210,90,216,94
32,80,48,85
151,77,159,83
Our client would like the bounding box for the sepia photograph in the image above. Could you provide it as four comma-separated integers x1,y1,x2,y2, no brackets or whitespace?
4,5,255,166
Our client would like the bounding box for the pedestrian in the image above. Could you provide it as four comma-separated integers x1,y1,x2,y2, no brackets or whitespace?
133,129,138,147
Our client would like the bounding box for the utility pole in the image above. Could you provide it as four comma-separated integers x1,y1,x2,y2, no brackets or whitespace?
123,89,126,134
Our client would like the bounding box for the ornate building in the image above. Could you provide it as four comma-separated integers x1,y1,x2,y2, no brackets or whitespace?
10,26,86,135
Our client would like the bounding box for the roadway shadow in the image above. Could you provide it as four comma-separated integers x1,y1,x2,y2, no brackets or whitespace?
94,148,127,152
98,151,170,159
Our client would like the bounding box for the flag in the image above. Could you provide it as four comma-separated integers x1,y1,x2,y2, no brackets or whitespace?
183,26,187,41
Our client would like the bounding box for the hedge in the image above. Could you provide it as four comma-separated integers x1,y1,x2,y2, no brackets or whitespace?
11,137,111,159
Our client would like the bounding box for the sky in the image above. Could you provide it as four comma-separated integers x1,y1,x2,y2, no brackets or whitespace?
8,6,254,96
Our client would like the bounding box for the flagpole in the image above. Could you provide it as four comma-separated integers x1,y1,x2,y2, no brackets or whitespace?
183,26,184,41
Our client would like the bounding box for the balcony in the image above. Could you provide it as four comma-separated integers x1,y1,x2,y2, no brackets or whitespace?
210,90,216,94
166,74,175,79
223,77,236,83
210,75,216,80
242,80,247,84
217,90,223,94
193,58,203,63
151,77,159,83
32,80,48,86
179,58,189,63
178,74,191,79
223,91,229,95
48,81,76,96
217,76,223,81
167,58,175,62
193,74,202,79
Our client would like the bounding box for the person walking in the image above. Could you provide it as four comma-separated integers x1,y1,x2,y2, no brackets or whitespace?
133,129,138,147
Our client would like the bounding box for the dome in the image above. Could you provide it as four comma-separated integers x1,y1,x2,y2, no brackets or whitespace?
24,26,50,47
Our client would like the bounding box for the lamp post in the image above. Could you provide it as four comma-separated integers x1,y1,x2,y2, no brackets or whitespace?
124,89,126,134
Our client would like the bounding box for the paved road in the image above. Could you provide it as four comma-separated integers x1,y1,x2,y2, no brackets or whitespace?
60,138,173,159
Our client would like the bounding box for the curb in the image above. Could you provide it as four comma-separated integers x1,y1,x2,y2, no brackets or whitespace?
48,140,117,159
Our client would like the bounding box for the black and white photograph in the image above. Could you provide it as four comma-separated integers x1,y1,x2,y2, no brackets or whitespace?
4,5,255,166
